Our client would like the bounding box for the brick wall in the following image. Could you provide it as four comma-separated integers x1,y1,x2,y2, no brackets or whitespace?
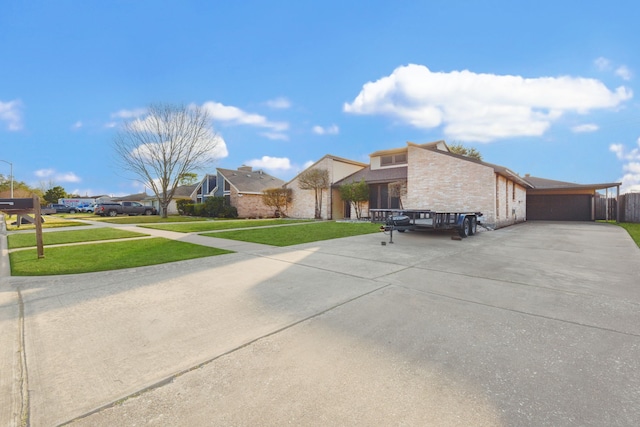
288,157,365,219
405,146,529,229
230,187,278,218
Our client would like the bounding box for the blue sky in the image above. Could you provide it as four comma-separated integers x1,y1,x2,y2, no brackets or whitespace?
2,0,640,197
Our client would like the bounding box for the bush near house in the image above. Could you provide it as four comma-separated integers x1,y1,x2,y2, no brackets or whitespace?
177,197,238,218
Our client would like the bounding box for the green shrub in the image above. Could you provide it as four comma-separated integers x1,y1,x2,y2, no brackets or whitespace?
176,199,192,215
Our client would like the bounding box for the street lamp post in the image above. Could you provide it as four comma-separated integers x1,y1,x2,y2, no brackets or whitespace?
0,159,13,198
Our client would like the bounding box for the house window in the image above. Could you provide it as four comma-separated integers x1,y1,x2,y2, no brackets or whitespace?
380,153,407,166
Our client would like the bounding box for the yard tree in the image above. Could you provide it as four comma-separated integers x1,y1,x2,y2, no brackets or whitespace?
262,187,292,217
298,168,329,219
43,186,67,205
113,103,223,218
179,172,199,185
339,179,369,220
448,142,483,161
388,180,407,209
0,175,41,199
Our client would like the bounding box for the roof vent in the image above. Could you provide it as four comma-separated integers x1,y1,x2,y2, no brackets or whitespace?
238,165,253,172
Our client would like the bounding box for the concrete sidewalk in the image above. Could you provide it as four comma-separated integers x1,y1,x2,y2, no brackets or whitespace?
2,221,640,426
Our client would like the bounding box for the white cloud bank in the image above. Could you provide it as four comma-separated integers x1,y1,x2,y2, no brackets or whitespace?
34,168,82,183
312,124,339,135
610,139,640,193
0,99,24,131
201,101,288,132
344,64,632,142
246,156,292,171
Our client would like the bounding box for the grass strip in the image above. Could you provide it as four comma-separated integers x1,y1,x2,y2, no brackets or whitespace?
9,238,233,276
93,215,208,224
5,215,86,231
617,222,640,248
8,228,148,249
202,221,381,246
142,218,313,233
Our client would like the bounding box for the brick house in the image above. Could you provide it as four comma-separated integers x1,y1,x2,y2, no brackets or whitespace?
211,166,286,218
305,140,531,229
285,155,367,220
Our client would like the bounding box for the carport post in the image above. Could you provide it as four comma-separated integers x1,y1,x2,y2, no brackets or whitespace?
616,185,620,223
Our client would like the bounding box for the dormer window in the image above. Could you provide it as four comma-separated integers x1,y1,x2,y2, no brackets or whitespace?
380,153,407,166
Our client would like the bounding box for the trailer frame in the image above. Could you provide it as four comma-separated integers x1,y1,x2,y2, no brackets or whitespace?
370,208,483,238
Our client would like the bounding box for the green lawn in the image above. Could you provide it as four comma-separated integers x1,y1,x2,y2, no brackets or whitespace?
617,222,640,247
203,221,381,246
142,218,313,233
93,215,209,224
7,228,148,249
9,238,233,276
5,214,86,231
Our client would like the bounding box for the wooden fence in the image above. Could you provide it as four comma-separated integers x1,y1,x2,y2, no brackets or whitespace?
619,193,640,223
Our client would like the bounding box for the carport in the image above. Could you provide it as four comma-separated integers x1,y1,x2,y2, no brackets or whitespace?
524,176,621,221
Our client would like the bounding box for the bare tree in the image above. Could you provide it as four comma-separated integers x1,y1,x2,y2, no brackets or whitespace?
388,180,407,209
262,187,292,217
113,103,221,217
298,168,330,219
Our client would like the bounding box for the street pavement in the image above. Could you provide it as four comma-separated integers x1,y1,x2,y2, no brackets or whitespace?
1,220,639,426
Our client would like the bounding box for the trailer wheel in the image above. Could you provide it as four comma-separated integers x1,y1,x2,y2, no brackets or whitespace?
459,217,470,238
469,216,477,236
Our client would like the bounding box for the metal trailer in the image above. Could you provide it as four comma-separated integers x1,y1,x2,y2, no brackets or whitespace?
370,208,483,239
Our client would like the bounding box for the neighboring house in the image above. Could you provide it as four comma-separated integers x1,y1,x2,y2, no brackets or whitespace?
285,155,368,220
214,166,286,218
524,176,621,221
193,174,217,203
111,192,149,203
331,140,531,229
145,185,198,215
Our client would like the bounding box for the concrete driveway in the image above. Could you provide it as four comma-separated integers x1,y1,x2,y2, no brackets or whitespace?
1,221,639,426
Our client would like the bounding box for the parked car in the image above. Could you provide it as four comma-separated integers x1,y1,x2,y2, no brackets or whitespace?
47,204,78,214
79,203,96,213
94,201,157,217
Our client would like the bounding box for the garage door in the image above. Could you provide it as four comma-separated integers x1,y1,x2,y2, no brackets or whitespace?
527,194,592,221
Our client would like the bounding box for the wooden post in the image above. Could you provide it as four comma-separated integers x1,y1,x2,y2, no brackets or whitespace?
33,195,45,259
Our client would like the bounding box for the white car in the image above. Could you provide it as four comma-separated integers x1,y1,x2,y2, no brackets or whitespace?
81,204,96,213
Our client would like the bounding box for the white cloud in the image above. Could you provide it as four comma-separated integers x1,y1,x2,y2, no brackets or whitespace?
615,65,632,81
344,64,633,142
260,132,289,141
200,101,289,132
34,168,81,183
595,57,611,71
111,108,147,119
265,97,291,109
571,123,599,133
72,121,83,130
312,124,339,135
0,99,24,131
610,138,640,193
246,156,292,171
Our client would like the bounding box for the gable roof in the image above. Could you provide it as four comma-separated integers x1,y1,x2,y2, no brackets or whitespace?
370,140,448,157
194,173,218,196
285,154,368,186
112,192,148,202
218,167,285,194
